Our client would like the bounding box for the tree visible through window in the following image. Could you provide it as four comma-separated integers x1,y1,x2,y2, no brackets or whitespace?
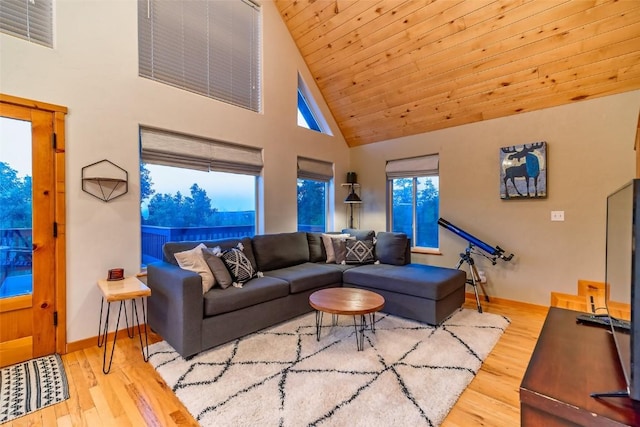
140,163,256,266
139,126,262,266
387,155,439,249
296,157,332,233
390,177,439,249
0,162,32,230
0,116,33,298
297,178,326,232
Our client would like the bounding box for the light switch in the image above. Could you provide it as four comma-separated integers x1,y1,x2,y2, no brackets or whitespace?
551,211,565,221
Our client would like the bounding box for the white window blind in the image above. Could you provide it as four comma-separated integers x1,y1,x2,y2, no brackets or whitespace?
138,0,261,112
297,157,333,182
386,154,439,178
140,127,263,175
0,0,52,48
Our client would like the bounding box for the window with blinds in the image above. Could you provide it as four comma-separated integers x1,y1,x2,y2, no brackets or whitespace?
386,154,440,249
140,127,263,175
139,127,262,266
297,157,332,233
0,0,53,48
138,0,261,112
297,157,333,182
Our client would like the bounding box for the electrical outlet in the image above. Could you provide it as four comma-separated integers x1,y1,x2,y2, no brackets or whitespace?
551,211,565,221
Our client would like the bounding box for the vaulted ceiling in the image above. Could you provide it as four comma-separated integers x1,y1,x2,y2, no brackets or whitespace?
275,0,640,146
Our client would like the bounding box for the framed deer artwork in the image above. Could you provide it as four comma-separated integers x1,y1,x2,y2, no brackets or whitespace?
500,141,547,199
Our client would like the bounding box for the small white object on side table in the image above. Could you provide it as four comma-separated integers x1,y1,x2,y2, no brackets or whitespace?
97,276,151,374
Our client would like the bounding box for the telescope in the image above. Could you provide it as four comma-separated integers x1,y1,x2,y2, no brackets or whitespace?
438,217,514,313
437,218,513,264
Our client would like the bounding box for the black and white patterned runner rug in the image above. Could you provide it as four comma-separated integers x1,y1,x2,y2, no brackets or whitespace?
150,308,509,427
0,354,70,424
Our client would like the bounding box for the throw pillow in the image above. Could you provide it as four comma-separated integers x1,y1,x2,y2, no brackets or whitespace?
221,243,260,288
375,232,408,265
173,243,215,294
345,239,375,264
331,236,355,265
202,247,233,289
307,233,326,263
321,233,351,263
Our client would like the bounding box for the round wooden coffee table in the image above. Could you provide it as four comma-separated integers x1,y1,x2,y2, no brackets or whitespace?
309,287,385,351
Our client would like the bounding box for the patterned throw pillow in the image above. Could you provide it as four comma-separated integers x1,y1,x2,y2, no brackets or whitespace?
345,239,375,264
221,243,259,288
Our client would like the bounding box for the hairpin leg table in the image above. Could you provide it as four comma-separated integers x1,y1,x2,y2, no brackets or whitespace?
97,276,151,374
309,287,385,351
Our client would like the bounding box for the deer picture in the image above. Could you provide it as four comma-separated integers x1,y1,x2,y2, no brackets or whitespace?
501,142,545,198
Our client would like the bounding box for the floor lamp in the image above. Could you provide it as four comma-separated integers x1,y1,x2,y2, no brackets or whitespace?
345,184,362,229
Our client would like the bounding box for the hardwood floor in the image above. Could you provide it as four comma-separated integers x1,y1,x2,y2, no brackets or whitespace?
444,298,548,426
4,297,548,426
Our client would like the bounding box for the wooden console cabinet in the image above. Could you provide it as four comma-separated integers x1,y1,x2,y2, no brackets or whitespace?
520,307,640,426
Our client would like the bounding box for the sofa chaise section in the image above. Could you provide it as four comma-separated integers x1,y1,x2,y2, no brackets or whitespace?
343,263,466,325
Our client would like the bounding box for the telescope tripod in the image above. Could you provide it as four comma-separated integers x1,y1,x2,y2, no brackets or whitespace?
456,245,491,313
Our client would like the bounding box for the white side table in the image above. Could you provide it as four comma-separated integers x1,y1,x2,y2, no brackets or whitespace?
97,276,151,374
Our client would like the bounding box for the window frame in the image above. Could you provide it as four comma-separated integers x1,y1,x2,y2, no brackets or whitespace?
296,178,329,233
296,157,333,233
296,73,332,135
386,155,440,252
297,89,322,132
139,127,262,266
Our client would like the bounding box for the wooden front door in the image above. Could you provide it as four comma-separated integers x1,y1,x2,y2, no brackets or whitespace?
0,95,66,368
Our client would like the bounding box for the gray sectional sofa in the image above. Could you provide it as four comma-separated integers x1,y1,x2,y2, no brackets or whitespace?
147,230,466,358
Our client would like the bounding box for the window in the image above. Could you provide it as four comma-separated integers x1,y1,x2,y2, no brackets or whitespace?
298,90,321,132
139,127,262,266
297,157,332,232
387,155,439,249
0,0,53,47
297,74,331,135
138,0,261,112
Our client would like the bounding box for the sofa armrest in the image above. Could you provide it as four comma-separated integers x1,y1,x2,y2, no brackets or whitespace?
147,262,203,358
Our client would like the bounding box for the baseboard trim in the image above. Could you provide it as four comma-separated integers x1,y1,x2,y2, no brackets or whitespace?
66,324,150,354
464,292,547,311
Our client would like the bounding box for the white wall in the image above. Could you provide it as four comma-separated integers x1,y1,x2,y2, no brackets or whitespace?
0,0,350,342
351,90,640,306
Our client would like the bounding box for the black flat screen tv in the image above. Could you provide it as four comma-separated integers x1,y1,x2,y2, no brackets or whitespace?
604,178,640,401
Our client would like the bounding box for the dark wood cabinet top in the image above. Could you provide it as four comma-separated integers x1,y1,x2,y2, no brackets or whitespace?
520,307,640,426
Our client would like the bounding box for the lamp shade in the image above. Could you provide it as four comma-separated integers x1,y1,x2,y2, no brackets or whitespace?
345,191,362,204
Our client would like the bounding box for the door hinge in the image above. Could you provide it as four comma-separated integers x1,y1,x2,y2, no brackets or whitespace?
52,133,57,150
53,222,58,238
53,311,58,327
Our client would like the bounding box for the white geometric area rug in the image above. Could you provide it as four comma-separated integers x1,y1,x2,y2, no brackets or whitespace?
0,354,70,424
149,309,510,427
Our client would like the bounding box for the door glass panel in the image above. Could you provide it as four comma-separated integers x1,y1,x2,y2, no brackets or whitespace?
0,117,33,298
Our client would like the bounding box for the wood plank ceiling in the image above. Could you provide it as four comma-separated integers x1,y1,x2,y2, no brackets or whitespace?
275,0,640,146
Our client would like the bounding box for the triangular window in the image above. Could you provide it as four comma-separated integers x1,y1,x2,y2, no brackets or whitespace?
297,74,331,135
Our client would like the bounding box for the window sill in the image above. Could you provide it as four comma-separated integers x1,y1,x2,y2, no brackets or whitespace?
411,247,442,255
